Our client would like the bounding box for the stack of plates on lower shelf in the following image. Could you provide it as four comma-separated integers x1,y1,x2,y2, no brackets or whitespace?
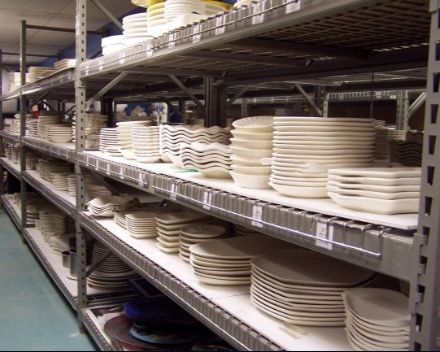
271,117,375,198
88,196,135,217
327,167,421,214
189,236,288,286
250,249,376,326
38,112,61,139
38,207,67,237
53,58,76,71
230,116,273,189
181,142,232,178
46,123,72,143
27,66,55,82
155,211,210,253
99,128,127,156
101,35,125,55
26,118,39,137
165,0,204,28
179,224,227,262
343,288,409,351
131,126,161,162
88,242,139,290
147,1,167,36
126,210,162,238
37,159,72,182
123,12,153,45
160,125,230,166
51,172,72,191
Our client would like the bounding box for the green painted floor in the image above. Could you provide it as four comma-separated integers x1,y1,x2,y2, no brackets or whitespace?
0,210,95,351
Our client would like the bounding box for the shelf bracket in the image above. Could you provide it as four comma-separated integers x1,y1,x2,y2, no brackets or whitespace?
86,72,128,110
226,86,250,109
293,83,323,116
408,92,427,121
168,74,205,112
89,0,123,31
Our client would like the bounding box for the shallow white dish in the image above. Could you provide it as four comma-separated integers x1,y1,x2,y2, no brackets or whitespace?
231,130,272,140
270,182,328,198
231,146,272,159
231,164,271,175
231,138,272,149
232,116,273,132
231,171,270,189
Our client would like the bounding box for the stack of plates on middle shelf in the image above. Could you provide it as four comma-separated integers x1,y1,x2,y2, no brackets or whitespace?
342,288,409,351
9,116,25,134
38,206,67,237
53,58,76,71
88,196,136,217
122,12,153,45
250,249,376,326
5,144,20,164
67,174,112,202
51,172,72,191
99,128,127,157
88,242,139,290
179,224,228,262
374,125,406,161
160,125,231,167
327,167,421,214
37,159,72,182
38,112,61,139
72,112,107,145
270,116,375,198
230,116,273,189
27,66,55,82
165,0,205,30
189,236,289,286
46,124,72,143
155,211,210,253
181,142,232,178
26,118,39,137
147,1,167,37
131,126,161,162
113,121,151,160
101,35,125,55
390,131,424,167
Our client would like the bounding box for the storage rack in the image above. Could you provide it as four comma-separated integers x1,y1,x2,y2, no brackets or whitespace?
0,0,438,350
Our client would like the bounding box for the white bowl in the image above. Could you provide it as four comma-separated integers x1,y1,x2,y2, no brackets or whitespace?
230,155,263,166
230,171,270,189
231,146,272,158
231,138,272,149
270,182,328,198
232,116,273,132
231,165,271,175
231,130,273,140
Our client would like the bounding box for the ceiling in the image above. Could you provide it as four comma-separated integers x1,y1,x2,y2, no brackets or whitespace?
0,0,136,66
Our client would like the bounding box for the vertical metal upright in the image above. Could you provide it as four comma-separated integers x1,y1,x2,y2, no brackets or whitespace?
19,20,27,231
0,48,4,196
396,90,409,130
74,0,88,319
204,76,226,127
410,1,440,349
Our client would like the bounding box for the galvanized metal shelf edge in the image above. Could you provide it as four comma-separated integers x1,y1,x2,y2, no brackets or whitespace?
0,157,21,180
23,137,75,162
80,212,281,351
0,130,20,143
1,195,22,229
81,308,114,351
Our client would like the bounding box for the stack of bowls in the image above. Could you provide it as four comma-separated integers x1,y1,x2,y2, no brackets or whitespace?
101,35,125,55
165,0,204,30
230,116,273,189
131,126,161,163
122,12,153,45
147,1,167,36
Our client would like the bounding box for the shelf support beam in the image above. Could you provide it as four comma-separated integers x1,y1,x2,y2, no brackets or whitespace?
86,72,128,110
293,83,323,116
89,0,123,31
226,85,250,109
408,92,427,120
168,74,205,112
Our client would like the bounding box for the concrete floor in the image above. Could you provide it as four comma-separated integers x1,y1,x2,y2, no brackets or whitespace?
0,210,95,351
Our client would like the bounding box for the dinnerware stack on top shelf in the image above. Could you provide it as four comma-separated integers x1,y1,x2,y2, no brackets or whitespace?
67,174,112,202
38,112,61,139
37,159,73,182
181,142,232,178
131,126,161,162
46,123,72,143
122,12,152,45
179,224,228,262
270,117,375,198
160,125,230,167
250,249,376,326
27,66,55,83
230,116,273,189
53,59,76,71
189,236,289,286
101,35,125,55
88,242,139,290
342,288,409,351
165,0,205,31
147,1,167,36
327,167,421,214
155,211,210,253
88,196,136,217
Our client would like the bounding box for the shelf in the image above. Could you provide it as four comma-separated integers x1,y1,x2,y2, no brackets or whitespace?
0,130,20,143
81,307,115,351
23,137,75,162
79,0,428,84
80,212,353,351
0,157,21,180
1,194,22,229
79,150,415,281
23,170,76,217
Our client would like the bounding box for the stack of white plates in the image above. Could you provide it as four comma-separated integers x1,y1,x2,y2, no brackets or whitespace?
343,288,409,351
88,196,135,217
131,126,161,163
38,112,61,139
271,117,375,198
165,0,204,25
189,236,288,286
390,132,423,167
122,12,153,45
5,144,20,164
88,242,139,290
374,125,407,161
114,211,128,229
51,172,72,191
116,120,152,159
160,125,230,167
230,116,273,189
99,128,126,156
67,174,112,202
72,112,107,143
179,224,227,262
147,1,167,37
9,118,21,134
37,159,72,182
327,167,421,214
250,249,376,326
181,142,231,178
155,211,210,253
13,193,41,225
8,72,21,91
26,118,39,137
27,66,55,82
126,210,162,238
101,35,125,55
39,207,67,237
46,124,72,143
53,59,76,71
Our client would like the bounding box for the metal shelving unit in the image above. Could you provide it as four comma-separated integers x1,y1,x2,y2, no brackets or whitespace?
1,195,22,229
0,0,438,350
0,157,21,180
